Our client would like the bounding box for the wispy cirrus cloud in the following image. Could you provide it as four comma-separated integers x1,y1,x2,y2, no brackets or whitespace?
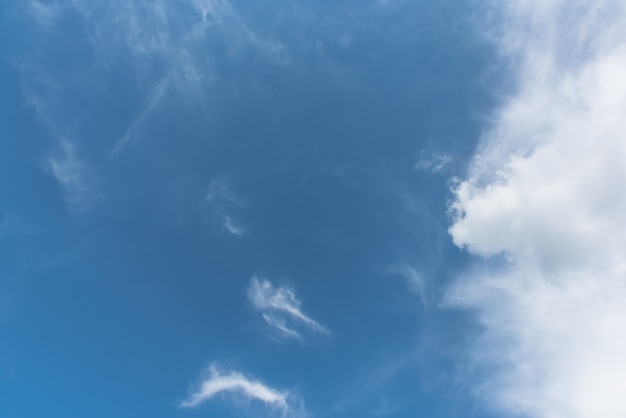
414,149,454,175
205,178,247,237
221,214,245,237
28,0,63,26
18,0,287,153
447,1,626,417
18,0,435,159
110,76,170,155
67,0,286,152
206,178,245,208
387,263,427,308
247,277,329,340
179,364,306,417
47,140,96,213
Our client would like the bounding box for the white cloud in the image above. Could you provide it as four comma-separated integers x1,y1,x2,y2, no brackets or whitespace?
179,364,288,411
47,140,96,213
248,277,329,340
447,1,626,417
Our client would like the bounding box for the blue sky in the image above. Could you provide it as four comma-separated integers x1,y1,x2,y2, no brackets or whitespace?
3,1,626,418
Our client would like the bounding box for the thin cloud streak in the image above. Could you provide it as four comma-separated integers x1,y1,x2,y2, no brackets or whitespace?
179,364,288,410
447,1,626,417
248,277,329,339
387,263,427,308
111,76,170,155
261,313,301,340
22,0,287,154
66,0,286,153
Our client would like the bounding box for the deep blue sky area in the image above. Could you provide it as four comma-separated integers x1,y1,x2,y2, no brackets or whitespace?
1,1,504,417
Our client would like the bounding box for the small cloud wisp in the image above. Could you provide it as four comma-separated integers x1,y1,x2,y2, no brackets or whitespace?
47,140,95,213
247,277,329,340
179,365,288,411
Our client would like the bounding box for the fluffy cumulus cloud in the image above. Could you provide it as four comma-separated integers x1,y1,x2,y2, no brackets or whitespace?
180,364,299,416
447,1,626,417
248,277,329,340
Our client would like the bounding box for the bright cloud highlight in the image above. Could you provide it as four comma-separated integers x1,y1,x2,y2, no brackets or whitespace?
448,1,626,417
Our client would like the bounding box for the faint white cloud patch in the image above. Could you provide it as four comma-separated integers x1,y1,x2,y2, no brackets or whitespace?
21,0,287,152
447,1,626,417
28,0,63,26
64,0,286,152
414,149,454,175
0,214,11,236
387,263,427,308
179,364,288,411
247,277,329,340
221,214,245,237
206,177,245,207
47,140,96,213
205,178,247,237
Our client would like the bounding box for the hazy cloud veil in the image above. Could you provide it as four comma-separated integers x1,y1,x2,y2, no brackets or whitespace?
448,1,626,417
